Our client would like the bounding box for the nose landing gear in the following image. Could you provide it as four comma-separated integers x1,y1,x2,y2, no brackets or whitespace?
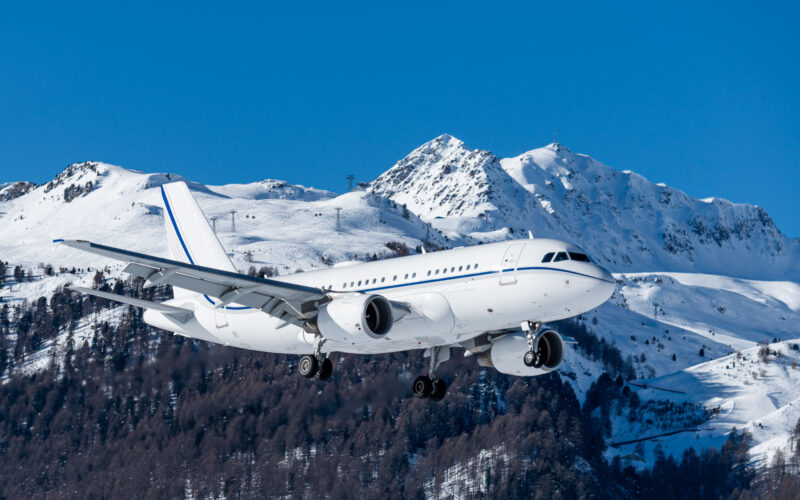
522,321,545,368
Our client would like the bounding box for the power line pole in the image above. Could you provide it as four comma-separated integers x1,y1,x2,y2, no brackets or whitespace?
346,175,355,192
229,210,237,232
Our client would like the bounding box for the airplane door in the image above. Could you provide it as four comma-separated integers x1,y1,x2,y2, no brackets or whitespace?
499,243,526,285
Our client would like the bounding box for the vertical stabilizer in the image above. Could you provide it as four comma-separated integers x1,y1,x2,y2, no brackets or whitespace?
160,182,238,282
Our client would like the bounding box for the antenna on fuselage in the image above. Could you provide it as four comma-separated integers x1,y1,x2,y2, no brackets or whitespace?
528,230,534,239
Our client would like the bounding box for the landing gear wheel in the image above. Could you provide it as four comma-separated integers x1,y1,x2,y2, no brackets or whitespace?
430,378,447,401
298,355,319,378
523,350,538,367
316,358,333,380
413,375,432,399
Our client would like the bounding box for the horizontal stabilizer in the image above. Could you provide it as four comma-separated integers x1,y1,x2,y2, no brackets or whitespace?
69,286,193,322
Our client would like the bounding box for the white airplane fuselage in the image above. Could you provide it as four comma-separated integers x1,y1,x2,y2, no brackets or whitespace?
144,238,615,355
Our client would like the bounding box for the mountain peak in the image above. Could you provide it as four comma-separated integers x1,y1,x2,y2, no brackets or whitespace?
370,135,526,224
408,133,469,157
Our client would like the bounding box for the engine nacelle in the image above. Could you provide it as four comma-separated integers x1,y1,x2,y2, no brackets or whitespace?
480,330,565,376
317,294,394,342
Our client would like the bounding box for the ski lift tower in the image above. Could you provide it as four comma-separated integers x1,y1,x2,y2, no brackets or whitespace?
229,210,237,232
210,216,218,234
346,174,355,192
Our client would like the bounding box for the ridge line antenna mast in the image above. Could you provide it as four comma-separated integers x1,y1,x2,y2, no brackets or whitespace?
346,174,355,192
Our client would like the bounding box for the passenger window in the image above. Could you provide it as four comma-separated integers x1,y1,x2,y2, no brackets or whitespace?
412,272,416,278
569,252,591,262
358,280,362,286
442,268,447,274
435,269,440,275
350,281,354,287
542,252,555,263
553,252,569,262
427,270,431,276
458,265,462,271
474,263,479,269
450,267,455,272
381,277,385,283
466,264,470,270
343,283,347,288
372,278,377,284
393,275,397,281
404,273,408,279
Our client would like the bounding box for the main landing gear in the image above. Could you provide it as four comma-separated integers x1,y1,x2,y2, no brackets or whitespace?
522,320,545,368
298,338,333,380
413,346,449,401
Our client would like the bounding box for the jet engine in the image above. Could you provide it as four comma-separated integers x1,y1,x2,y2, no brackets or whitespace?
477,330,565,376
317,294,395,342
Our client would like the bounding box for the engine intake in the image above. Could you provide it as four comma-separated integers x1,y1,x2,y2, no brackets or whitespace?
317,294,395,342
480,330,566,376
535,330,564,369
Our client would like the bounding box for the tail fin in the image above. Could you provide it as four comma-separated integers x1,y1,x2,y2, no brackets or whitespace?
160,182,237,300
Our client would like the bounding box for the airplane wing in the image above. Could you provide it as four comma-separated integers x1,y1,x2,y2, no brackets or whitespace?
56,239,329,326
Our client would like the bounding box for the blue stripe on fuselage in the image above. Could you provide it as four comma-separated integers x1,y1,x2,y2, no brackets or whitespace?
354,265,612,293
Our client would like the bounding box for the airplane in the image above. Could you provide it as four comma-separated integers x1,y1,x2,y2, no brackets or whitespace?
56,182,615,401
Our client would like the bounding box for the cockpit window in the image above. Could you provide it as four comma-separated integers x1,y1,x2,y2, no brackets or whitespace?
569,252,591,262
541,252,555,263
553,252,569,262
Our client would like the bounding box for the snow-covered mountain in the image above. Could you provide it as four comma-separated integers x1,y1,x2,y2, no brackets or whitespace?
1,136,798,467
0,161,443,274
371,135,799,281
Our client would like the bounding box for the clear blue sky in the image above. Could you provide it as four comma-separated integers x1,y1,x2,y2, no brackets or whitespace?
1,1,798,236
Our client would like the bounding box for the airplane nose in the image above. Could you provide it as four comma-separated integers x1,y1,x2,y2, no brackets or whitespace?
595,265,616,299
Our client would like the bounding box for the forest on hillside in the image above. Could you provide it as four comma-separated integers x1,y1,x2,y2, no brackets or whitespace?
1,266,799,499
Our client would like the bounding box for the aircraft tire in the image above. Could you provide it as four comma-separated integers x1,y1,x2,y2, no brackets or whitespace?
413,375,432,398
523,350,537,367
317,358,333,380
298,355,319,378
430,378,447,401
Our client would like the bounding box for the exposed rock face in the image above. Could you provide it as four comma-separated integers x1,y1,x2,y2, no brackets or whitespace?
0,181,37,201
370,136,797,279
